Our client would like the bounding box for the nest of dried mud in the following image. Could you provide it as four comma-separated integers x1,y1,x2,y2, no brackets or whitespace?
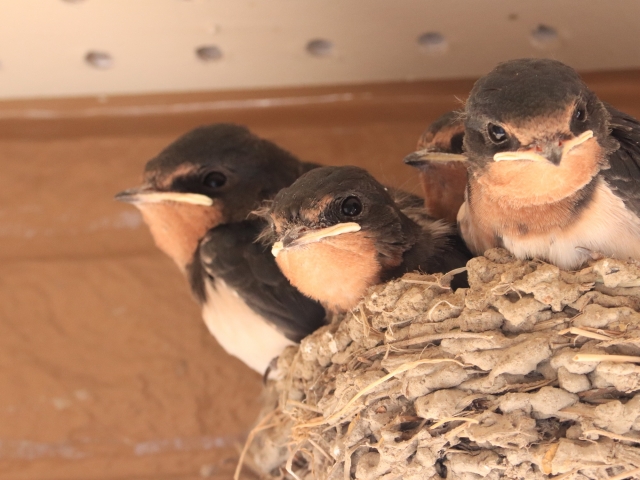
241,249,640,480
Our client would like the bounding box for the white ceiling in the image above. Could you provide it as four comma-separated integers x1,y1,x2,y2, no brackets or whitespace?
0,0,639,99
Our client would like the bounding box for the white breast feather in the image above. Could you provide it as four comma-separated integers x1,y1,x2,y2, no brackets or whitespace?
502,182,640,270
201,280,294,373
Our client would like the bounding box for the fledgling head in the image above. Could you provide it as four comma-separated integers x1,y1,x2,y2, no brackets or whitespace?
463,58,618,205
116,124,312,270
415,110,466,154
260,166,450,312
403,111,468,223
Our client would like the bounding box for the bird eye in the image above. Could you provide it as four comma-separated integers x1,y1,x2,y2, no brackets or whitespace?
203,171,227,188
574,106,587,122
487,123,508,144
341,196,362,217
450,132,464,154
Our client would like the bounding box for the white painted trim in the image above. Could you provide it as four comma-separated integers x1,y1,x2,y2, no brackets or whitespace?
0,0,639,99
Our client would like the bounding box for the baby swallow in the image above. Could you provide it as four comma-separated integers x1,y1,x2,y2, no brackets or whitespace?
261,166,471,313
115,124,326,373
404,111,468,223
460,58,640,269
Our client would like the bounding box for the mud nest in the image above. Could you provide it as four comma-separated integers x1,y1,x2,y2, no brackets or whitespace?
243,249,640,480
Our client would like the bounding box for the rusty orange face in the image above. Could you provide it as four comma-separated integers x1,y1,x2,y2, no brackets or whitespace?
115,187,224,271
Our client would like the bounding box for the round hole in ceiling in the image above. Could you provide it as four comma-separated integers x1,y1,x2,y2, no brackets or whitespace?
196,45,223,61
85,51,113,69
531,24,559,48
306,39,334,57
417,32,448,54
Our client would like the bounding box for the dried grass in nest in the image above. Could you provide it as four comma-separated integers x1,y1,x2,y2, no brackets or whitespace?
240,249,640,480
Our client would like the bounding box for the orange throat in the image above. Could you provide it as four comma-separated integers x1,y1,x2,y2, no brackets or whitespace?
136,201,224,271
275,231,381,313
419,163,467,224
471,138,604,235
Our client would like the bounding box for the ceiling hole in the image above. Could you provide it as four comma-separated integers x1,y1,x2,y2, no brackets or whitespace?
531,24,559,48
85,51,113,69
196,45,223,61
306,39,334,57
417,32,448,54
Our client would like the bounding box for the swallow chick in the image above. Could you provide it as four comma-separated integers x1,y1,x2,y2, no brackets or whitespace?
459,58,640,270
404,111,468,223
115,124,326,373
260,166,471,313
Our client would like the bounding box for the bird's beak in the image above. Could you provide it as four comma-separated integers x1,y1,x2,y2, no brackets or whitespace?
271,222,361,258
115,186,214,206
404,149,467,166
493,130,594,165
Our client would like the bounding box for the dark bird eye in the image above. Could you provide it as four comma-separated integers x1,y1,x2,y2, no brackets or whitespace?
574,106,587,122
450,132,464,154
341,196,362,217
203,171,227,188
487,123,508,144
